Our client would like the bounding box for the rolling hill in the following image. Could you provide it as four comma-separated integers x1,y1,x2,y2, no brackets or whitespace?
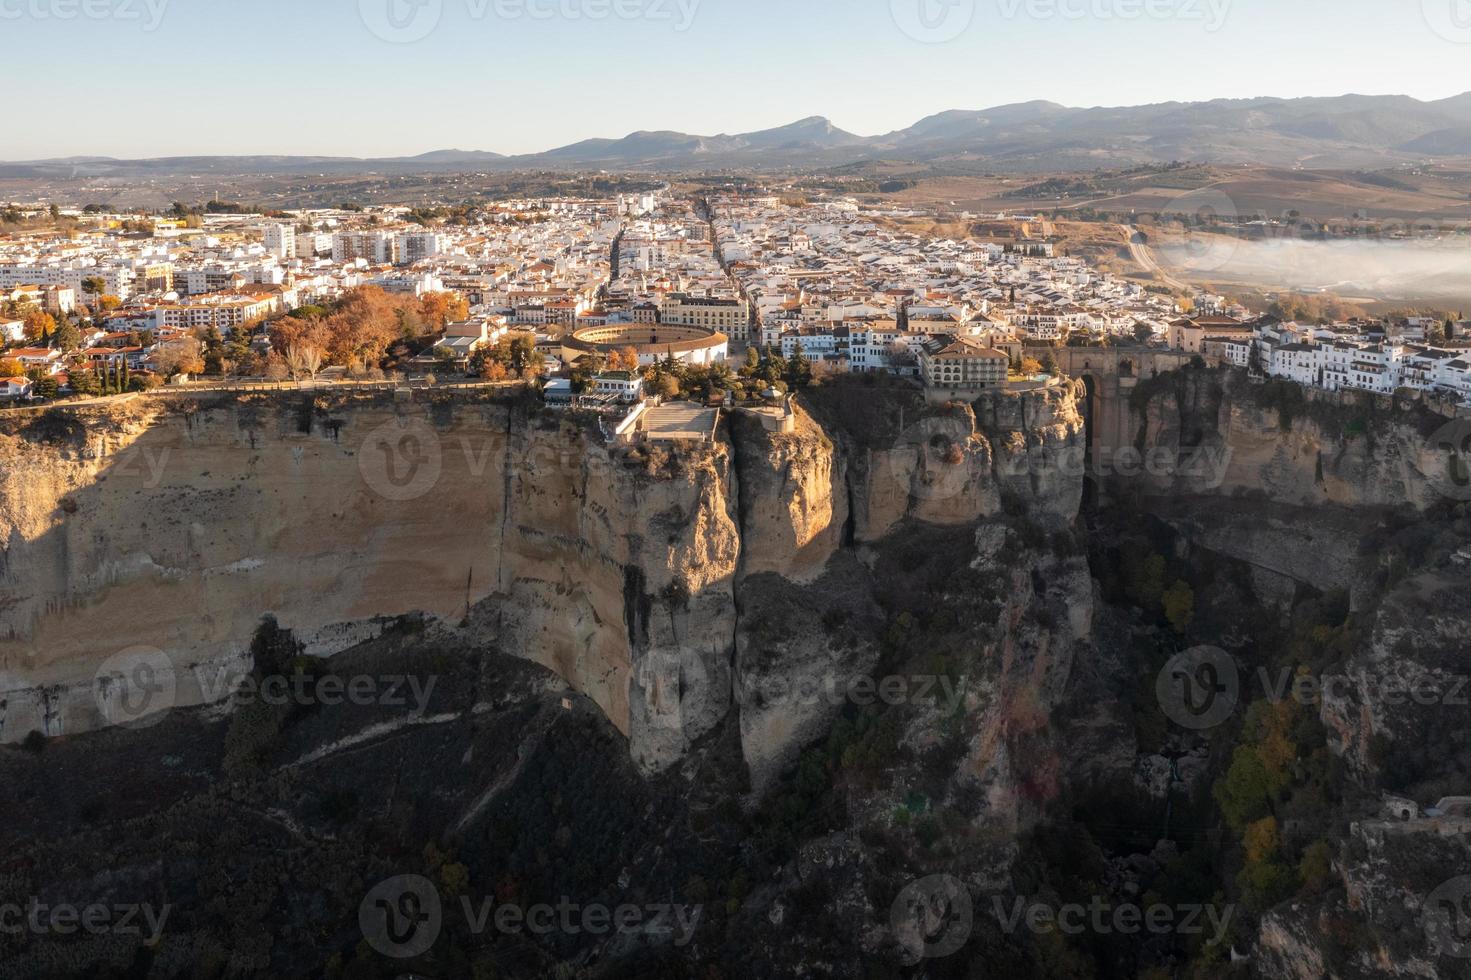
6,93,1471,177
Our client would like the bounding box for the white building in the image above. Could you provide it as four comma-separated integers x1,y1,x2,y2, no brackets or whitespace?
593,371,644,403
919,335,1009,392
262,223,296,260
396,232,444,266
332,232,395,265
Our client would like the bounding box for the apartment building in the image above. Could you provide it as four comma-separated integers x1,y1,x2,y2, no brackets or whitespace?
332,231,396,265
154,294,277,332
919,335,1009,391
0,264,133,300
395,232,444,266
262,223,296,260
661,294,749,340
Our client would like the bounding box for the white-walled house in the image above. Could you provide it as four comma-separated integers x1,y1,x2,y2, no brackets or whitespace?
0,376,33,400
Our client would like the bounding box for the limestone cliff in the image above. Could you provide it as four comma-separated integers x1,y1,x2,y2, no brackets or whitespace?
0,383,1088,789
1128,367,1466,510
730,384,1090,797
0,391,741,775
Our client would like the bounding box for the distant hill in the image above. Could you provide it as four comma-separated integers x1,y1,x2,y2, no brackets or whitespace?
6,93,1471,177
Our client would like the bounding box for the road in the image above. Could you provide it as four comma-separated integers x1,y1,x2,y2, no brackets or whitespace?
1128,233,1191,292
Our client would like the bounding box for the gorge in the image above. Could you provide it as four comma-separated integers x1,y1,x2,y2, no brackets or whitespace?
1,368,1468,978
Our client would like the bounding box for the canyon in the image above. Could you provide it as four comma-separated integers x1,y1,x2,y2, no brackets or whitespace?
2,366,1468,977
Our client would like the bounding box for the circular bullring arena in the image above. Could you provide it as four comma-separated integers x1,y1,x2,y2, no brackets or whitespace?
561,324,728,368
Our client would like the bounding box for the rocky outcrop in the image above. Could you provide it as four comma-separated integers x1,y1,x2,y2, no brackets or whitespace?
729,407,846,583
1256,820,1471,979
0,393,741,775
729,386,1090,796
1320,558,1471,781
0,382,1089,787
1128,367,1465,510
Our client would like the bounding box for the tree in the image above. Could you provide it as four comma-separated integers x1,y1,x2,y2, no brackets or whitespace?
785,341,813,389
420,292,469,330
0,358,22,378
1215,747,1275,834
1020,357,1043,376
284,343,323,380
81,276,106,310
1040,351,1060,376
69,370,100,396
617,346,640,372
23,309,55,343
1134,322,1155,346
155,337,205,378
1124,550,1166,607
53,321,82,352
1243,816,1279,866
32,377,58,399
1298,840,1334,895
433,346,462,370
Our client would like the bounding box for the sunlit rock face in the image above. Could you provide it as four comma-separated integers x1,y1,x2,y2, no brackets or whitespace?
0,384,1088,783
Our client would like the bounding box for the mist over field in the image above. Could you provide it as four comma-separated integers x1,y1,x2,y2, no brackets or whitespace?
1159,236,1471,307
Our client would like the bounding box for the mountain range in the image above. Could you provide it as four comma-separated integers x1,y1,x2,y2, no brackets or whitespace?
7,93,1471,178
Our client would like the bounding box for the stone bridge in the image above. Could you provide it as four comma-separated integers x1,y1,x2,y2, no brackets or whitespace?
1025,346,1194,463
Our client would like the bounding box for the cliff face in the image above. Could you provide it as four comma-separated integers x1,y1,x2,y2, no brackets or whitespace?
0,393,742,774
730,383,1089,797
1255,820,1471,979
0,383,1089,787
1128,368,1464,510
1320,559,1471,780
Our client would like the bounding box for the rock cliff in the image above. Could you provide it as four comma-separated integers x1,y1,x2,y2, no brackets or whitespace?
0,382,1088,787
1128,367,1465,510
0,391,743,775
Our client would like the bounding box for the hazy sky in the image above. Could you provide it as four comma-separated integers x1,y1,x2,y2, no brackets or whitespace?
5,0,1471,159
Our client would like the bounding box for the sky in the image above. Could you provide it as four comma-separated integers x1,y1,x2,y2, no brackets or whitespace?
4,0,1471,159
